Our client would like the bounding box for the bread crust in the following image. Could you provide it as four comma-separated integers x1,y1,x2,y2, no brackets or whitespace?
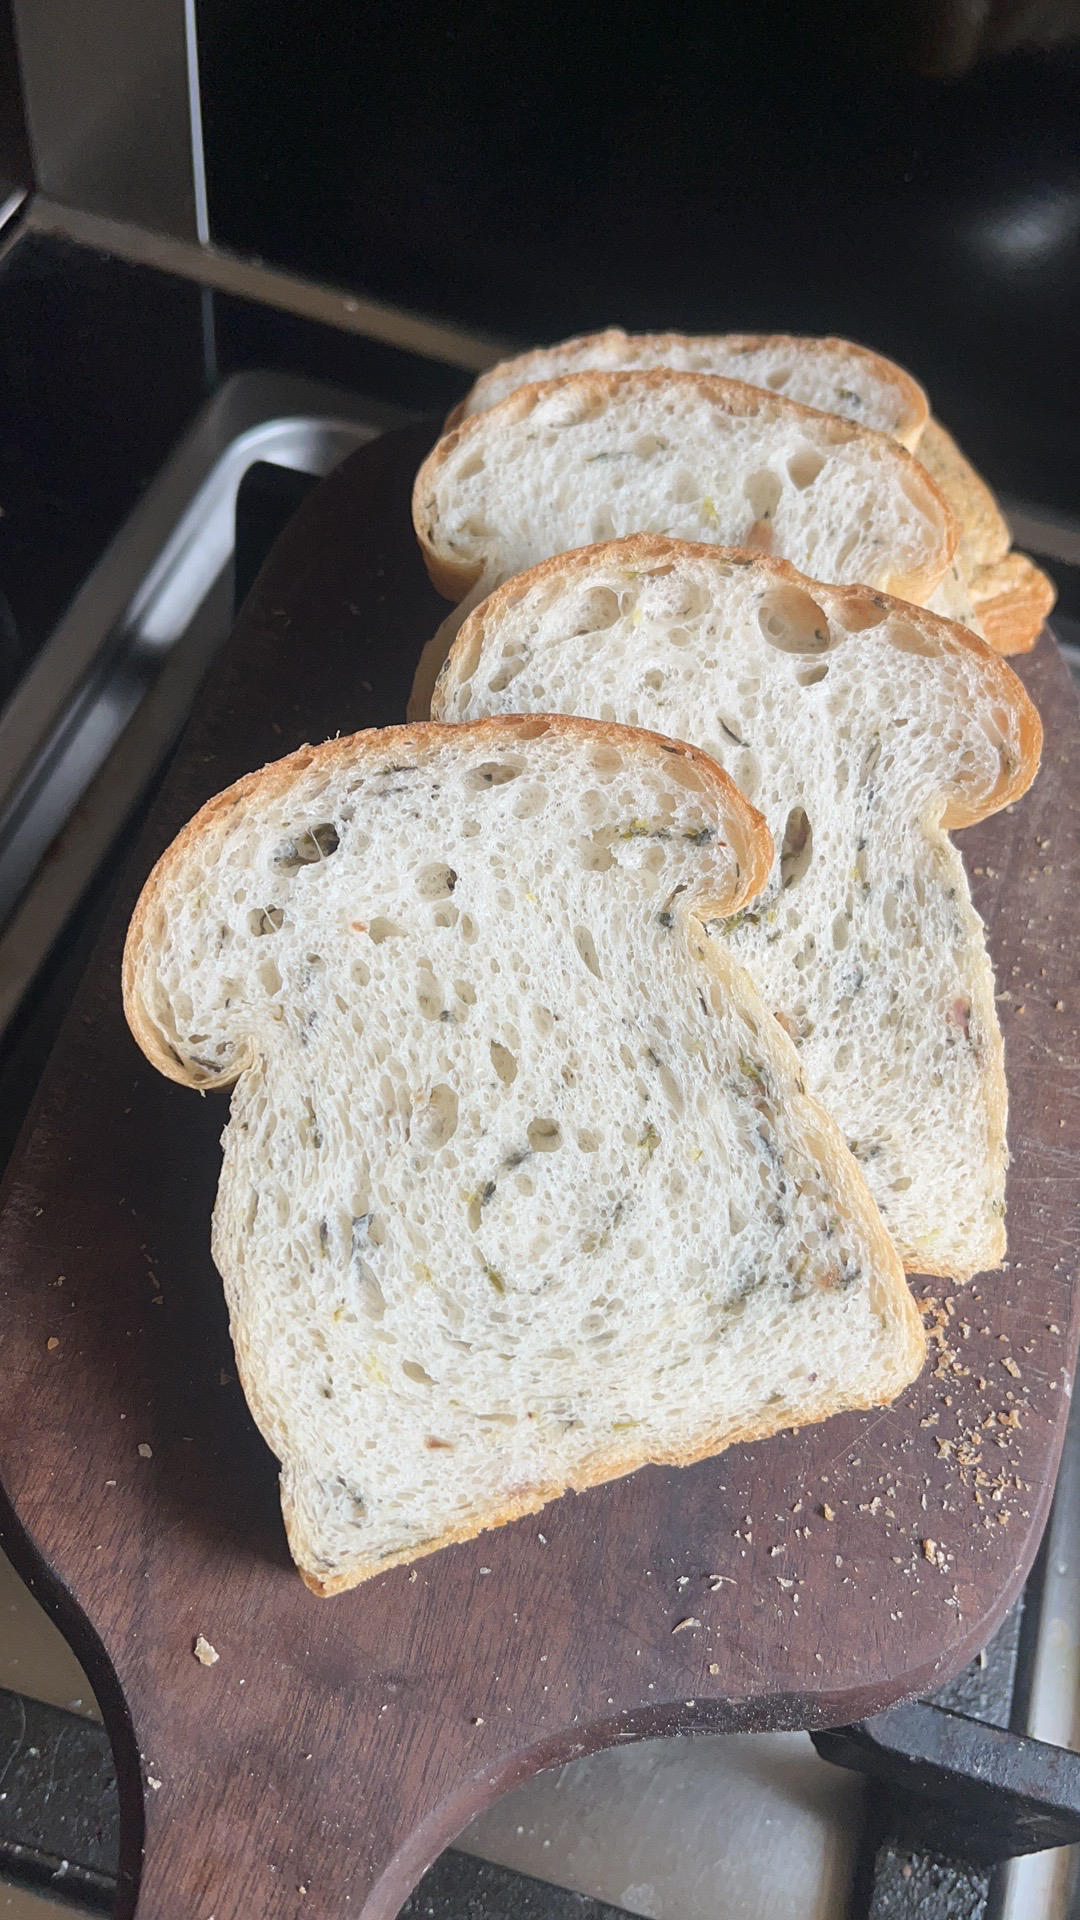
439,535,1042,829
446,328,930,449
916,419,1009,571
413,369,959,608
295,1356,924,1595
915,420,1056,654
443,341,1054,658
122,712,774,1092
969,552,1057,657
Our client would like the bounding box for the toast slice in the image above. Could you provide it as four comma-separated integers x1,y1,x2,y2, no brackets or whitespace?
433,542,1043,1279
450,327,930,447
410,368,958,716
450,334,1055,653
123,714,924,1593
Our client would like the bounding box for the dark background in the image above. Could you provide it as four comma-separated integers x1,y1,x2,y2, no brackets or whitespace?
196,0,1080,505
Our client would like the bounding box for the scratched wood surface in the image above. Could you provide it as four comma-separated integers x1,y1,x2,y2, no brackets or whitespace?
0,424,1078,1920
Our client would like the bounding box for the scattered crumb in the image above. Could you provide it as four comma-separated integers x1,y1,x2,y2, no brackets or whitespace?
821,1503,835,1522
137,1443,153,1459
408,1569,417,1583
147,1776,162,1791
708,1662,720,1675
193,1635,219,1667
46,1336,59,1351
1001,1357,1021,1378
671,1617,701,1634
471,1716,485,1726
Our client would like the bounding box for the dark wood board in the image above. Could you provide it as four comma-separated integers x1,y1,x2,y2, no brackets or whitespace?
1,423,1079,1920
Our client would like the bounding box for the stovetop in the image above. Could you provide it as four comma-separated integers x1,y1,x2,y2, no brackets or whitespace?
1,219,1079,1920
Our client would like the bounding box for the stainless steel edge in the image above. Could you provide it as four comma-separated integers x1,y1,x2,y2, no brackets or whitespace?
0,372,412,1032
0,184,27,237
0,371,402,830
996,1384,1080,1919
1002,501,1080,571
0,586,230,1038
23,196,513,373
10,0,200,238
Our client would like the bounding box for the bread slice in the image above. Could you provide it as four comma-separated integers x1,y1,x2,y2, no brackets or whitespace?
410,368,957,717
449,327,930,447
433,541,1043,1280
917,420,1055,654
450,334,1055,654
123,714,924,1593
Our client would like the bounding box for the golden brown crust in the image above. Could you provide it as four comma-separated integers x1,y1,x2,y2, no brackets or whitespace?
444,354,1050,653
296,1354,926,1594
914,422,1056,654
413,369,958,608
916,419,1010,571
122,712,774,1092
969,553,1057,656
441,534,1042,829
446,328,930,449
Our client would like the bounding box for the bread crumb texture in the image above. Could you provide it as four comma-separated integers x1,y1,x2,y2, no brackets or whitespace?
416,369,954,608
124,717,922,1591
435,541,1042,1277
455,329,929,449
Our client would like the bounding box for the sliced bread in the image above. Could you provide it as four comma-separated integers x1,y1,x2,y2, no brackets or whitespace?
917,419,1055,654
449,327,930,447
409,368,958,716
123,714,924,1593
450,332,1055,653
432,541,1043,1280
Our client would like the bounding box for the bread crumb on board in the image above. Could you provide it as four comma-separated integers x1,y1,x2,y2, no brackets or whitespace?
194,1635,219,1666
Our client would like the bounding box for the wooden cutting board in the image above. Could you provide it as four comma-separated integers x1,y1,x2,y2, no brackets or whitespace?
1,423,1078,1920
